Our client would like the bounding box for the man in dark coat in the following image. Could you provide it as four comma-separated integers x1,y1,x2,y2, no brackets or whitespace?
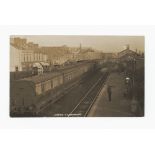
107,85,112,102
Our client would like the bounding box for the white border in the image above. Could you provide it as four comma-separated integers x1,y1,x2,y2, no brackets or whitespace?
0,25,154,129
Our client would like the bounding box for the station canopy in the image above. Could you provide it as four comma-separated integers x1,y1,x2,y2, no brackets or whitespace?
33,62,42,68
40,62,50,66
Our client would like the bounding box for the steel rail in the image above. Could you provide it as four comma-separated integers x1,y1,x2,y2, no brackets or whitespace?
68,74,108,117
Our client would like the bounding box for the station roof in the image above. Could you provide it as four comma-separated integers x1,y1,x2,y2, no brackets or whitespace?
118,49,139,59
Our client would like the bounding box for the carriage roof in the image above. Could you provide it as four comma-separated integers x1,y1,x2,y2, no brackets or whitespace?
19,72,62,84
18,61,92,84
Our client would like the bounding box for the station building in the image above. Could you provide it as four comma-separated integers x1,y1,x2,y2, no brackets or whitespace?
118,45,139,61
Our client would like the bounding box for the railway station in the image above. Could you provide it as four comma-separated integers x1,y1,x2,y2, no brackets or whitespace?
10,36,144,117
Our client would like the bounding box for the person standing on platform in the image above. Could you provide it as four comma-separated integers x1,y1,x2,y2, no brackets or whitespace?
107,85,112,102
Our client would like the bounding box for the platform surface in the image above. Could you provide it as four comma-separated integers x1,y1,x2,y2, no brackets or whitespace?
88,72,135,117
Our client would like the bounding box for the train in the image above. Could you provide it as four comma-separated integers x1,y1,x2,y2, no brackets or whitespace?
10,61,100,116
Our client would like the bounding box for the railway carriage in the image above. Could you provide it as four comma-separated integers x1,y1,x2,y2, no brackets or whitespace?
10,62,95,116
10,72,64,115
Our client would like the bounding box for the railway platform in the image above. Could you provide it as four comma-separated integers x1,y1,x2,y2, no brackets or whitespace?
88,72,136,117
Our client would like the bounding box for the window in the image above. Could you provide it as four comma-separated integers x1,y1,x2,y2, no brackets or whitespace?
52,78,59,88
51,80,53,88
43,80,51,92
59,76,63,84
27,55,28,62
35,83,42,95
51,76,63,89
15,66,18,72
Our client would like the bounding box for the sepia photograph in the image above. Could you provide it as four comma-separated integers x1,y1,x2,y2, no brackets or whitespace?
0,1,154,154
10,35,144,117
1,0,155,154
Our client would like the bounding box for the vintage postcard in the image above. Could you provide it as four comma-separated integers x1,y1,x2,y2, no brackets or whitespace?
10,35,144,117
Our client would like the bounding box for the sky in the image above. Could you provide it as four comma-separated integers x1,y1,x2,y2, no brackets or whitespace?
13,35,144,53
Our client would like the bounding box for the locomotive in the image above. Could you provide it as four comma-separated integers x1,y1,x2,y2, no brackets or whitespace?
10,61,96,116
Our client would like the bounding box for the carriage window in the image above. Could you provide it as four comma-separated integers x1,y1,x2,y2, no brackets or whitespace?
59,76,63,84
52,78,59,88
35,83,42,95
43,80,51,92
66,73,71,81
51,79,53,88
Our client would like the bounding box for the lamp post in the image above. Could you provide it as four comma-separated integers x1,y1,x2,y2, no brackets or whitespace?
131,57,138,114
132,58,136,92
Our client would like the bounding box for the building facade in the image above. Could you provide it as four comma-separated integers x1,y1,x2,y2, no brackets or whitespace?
10,45,48,72
10,45,23,72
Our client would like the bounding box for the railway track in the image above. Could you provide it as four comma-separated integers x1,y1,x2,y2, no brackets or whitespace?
68,73,109,117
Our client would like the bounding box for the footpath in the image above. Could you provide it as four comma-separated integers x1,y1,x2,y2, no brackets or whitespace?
88,72,136,117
